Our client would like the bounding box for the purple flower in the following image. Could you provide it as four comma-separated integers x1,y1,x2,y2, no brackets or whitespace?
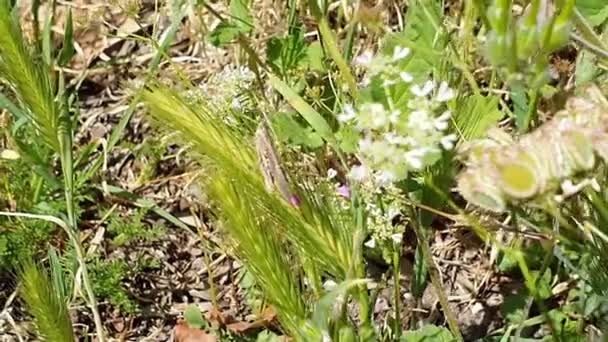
337,185,351,199
289,195,301,207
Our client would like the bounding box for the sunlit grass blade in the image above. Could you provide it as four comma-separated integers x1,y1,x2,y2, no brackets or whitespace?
267,74,333,142
0,0,60,151
18,259,74,342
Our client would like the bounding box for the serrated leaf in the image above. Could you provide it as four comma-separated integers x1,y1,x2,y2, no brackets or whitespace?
382,0,447,79
576,0,608,26
454,94,504,141
184,304,206,329
401,324,455,342
266,27,307,75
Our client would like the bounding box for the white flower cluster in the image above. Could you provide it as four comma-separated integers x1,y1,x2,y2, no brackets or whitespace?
359,181,406,249
343,46,457,184
195,65,256,112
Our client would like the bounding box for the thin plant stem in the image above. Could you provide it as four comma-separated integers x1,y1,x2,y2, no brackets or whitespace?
317,17,359,99
353,202,371,329
392,248,401,339
407,202,462,340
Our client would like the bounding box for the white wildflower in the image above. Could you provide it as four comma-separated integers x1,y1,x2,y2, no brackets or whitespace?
383,79,397,87
411,80,435,97
349,164,369,181
436,81,455,102
433,111,451,131
404,148,428,169
400,72,414,83
389,110,401,123
338,104,357,122
231,98,242,110
390,233,403,244
364,238,377,248
323,280,338,291
355,51,374,66
359,137,373,152
327,168,338,179
375,170,396,185
392,46,411,61
440,134,458,150
339,45,458,185
408,110,434,131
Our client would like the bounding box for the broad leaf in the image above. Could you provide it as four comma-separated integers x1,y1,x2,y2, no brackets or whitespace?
401,324,455,342
184,304,207,330
576,0,608,26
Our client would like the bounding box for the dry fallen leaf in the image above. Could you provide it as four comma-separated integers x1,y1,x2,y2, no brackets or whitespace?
225,307,277,334
174,322,217,342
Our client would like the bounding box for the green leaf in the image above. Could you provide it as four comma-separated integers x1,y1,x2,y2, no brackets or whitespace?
255,330,282,342
229,0,252,31
208,0,252,47
511,86,529,131
184,304,206,329
576,0,608,26
271,112,323,148
454,94,504,141
208,22,244,47
267,73,333,141
305,41,325,72
534,269,552,300
266,27,307,75
311,279,369,331
502,292,528,324
411,243,428,299
57,10,75,66
382,0,447,80
336,125,358,153
401,324,455,342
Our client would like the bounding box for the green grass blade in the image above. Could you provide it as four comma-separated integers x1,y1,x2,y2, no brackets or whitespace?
267,73,333,141
317,18,359,97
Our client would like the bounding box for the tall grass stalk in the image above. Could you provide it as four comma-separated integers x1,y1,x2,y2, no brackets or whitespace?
0,2,104,339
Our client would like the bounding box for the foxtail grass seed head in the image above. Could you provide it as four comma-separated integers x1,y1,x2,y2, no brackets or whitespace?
457,85,608,212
